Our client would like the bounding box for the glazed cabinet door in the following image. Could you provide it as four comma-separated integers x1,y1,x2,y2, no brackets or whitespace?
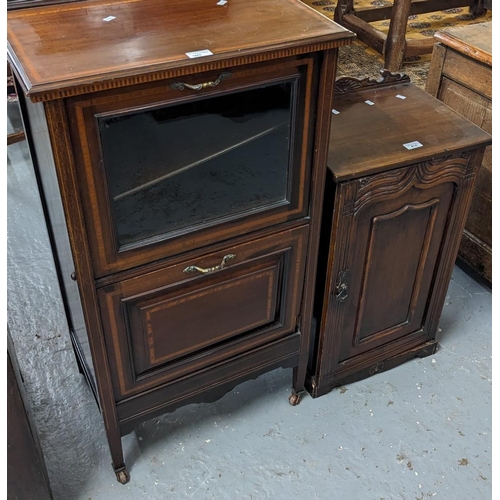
98,225,308,400
317,154,476,385
67,58,317,277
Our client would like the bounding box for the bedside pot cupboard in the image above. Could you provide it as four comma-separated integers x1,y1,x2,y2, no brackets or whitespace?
7,0,354,483
307,73,491,397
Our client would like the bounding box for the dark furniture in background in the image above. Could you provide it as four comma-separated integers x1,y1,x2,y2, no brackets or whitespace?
7,0,82,9
7,0,354,484
8,329,54,500
307,72,491,397
334,0,490,71
7,62,25,145
426,22,492,283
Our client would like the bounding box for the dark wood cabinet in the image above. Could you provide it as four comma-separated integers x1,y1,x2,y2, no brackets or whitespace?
307,73,491,397
426,22,492,282
8,0,354,483
8,330,54,500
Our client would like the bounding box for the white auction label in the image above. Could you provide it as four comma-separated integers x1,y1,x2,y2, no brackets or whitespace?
396,94,406,99
186,49,214,59
332,109,340,115
103,16,116,22
217,0,228,4
403,141,423,150
365,100,375,106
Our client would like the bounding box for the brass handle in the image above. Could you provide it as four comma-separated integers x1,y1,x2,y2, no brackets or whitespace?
183,254,236,274
170,72,232,91
334,269,350,302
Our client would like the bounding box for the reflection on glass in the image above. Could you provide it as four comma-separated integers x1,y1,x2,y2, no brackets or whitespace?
98,81,294,247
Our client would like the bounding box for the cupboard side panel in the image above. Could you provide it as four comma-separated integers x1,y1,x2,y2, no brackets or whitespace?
17,85,99,403
295,48,339,393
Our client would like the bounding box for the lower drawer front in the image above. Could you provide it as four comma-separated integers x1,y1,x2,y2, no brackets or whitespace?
98,225,308,399
117,333,301,434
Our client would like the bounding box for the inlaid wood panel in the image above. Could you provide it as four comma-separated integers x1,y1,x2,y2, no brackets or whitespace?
117,333,301,434
98,225,308,399
128,265,279,373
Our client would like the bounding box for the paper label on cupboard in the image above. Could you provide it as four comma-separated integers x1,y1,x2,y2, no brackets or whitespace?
186,49,214,59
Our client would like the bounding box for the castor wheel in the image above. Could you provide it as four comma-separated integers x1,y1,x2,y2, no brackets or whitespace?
115,467,130,484
288,391,302,406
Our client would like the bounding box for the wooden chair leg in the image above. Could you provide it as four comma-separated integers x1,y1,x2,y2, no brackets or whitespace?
334,0,355,24
470,0,487,15
384,0,411,72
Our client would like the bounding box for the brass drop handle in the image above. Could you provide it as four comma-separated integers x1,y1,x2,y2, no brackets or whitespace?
170,72,232,91
183,254,236,274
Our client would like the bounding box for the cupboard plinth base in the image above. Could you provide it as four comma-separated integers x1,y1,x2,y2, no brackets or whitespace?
308,339,438,399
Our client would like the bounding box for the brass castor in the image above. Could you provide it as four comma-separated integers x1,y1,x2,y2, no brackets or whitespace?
288,391,302,406
115,468,130,484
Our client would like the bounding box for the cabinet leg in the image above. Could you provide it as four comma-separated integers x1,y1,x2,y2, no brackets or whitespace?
288,390,303,406
417,339,438,358
106,423,129,483
289,366,305,406
114,465,130,485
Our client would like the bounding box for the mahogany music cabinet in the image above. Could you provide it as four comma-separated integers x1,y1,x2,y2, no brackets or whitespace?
307,72,491,397
7,0,354,484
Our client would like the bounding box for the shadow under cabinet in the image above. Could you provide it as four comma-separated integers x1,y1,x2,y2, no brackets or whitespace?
307,72,491,398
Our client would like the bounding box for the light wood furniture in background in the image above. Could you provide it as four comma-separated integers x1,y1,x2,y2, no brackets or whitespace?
426,22,492,282
334,0,489,71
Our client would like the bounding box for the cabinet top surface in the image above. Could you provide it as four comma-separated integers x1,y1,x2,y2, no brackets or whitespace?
434,22,492,66
328,83,491,181
7,0,354,101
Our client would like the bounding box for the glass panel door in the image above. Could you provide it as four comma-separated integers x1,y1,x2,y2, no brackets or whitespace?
97,80,297,249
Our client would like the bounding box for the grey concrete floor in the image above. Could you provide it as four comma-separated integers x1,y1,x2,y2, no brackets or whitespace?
7,139,492,500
